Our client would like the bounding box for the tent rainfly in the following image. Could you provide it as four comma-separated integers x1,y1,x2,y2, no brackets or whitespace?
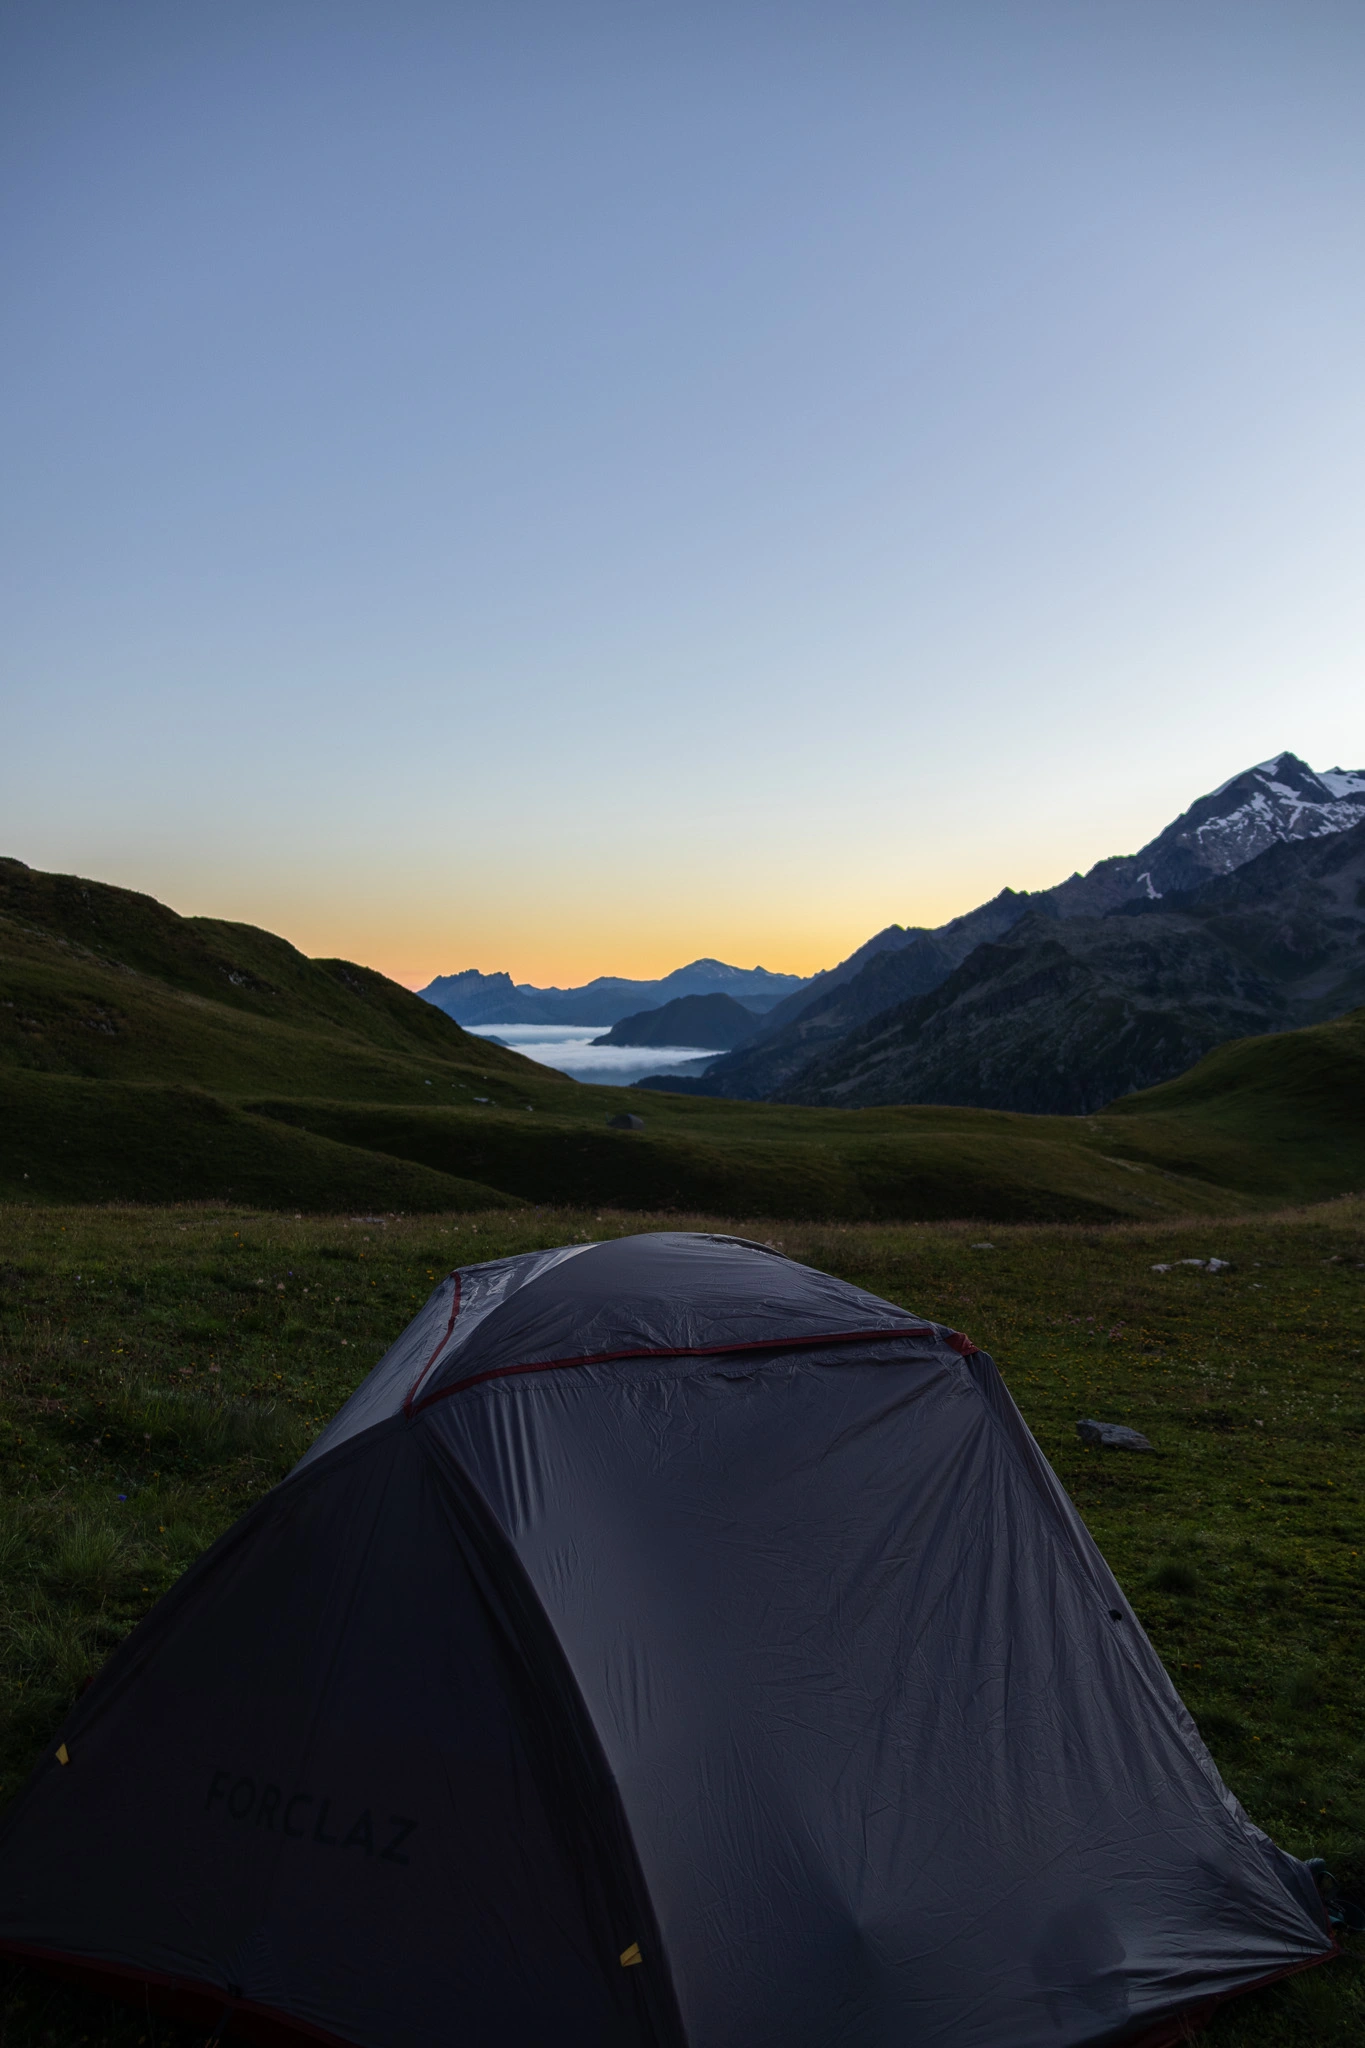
0,1233,1334,2046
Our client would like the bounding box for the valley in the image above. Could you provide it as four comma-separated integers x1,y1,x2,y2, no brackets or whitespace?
418,754,1365,1120
3,853,1365,1221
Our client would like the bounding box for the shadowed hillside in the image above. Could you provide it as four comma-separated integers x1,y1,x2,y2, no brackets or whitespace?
593,991,761,1049
776,820,1365,1114
705,759,1365,1106
3,856,1364,1220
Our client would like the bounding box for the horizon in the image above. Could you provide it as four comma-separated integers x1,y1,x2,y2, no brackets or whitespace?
8,740,1360,993
422,960,806,992
4,4,1364,986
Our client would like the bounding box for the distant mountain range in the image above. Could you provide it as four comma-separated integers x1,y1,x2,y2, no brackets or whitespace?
641,752,1365,1112
418,957,805,1027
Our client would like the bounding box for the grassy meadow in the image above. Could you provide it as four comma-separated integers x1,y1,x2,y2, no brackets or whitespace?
7,850,1365,1229
0,1198,1361,2044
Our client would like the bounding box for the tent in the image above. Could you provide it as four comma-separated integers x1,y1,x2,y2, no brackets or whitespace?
0,1232,1333,2046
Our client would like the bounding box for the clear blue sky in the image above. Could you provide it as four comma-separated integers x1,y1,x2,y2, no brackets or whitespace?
3,1,1363,984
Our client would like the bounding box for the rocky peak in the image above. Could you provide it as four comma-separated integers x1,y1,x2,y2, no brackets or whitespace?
1135,752,1365,893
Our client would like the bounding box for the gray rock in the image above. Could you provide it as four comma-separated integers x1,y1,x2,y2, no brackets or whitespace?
1077,1418,1154,1452
607,1112,645,1131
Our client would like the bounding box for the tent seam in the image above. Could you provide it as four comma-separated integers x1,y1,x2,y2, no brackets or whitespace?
402,1270,462,1416
412,1323,950,1410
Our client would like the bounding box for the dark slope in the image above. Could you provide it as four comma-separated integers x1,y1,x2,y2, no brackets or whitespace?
0,857,532,1082
724,922,925,1046
5,853,1364,1219
0,1071,516,1210
593,992,760,1049
781,913,1285,1114
705,752,1365,1101
703,894,1031,1098
780,821,1365,1114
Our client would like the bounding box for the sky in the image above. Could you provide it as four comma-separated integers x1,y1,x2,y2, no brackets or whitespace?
3,1,1364,989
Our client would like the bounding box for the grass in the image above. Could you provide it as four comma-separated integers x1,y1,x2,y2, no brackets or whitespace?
5,1015,1365,1224
6,852,1365,1224
1,1199,1362,2043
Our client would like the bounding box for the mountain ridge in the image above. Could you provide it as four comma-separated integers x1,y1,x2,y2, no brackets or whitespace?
419,957,805,1027
5,850,1365,1221
777,817,1365,1114
698,752,1365,1100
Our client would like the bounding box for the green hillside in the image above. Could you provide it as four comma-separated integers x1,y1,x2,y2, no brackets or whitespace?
0,1072,516,1212
3,856,1364,1219
1104,1011,1365,1202
0,855,537,1096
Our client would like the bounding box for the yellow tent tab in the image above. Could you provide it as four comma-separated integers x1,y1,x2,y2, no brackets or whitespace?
619,1942,642,1968
55,1744,69,1766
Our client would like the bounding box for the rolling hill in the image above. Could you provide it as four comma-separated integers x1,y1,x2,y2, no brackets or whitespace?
3,854,1364,1222
592,991,761,1049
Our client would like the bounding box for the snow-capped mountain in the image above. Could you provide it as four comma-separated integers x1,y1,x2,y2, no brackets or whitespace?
1039,752,1365,917
693,751,1365,1100
423,751,1365,1062
776,813,1365,1117
1132,753,1365,892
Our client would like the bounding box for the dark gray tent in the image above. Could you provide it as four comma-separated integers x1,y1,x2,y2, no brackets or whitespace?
0,1233,1333,2046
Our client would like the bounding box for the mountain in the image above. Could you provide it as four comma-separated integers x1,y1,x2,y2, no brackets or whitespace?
698,894,1035,1099
5,854,1365,1221
779,817,1365,1114
419,957,806,1027
736,922,928,1044
699,753,1365,1100
593,992,762,1050
1035,749,1365,911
